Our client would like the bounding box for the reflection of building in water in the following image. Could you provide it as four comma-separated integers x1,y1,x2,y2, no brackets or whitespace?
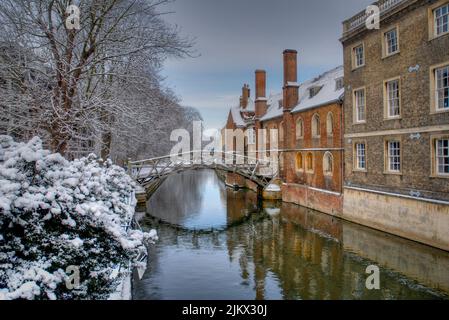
226,203,449,299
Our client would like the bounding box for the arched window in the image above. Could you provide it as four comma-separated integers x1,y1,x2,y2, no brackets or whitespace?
312,114,320,138
323,152,334,175
296,118,304,139
279,121,284,141
295,152,303,171
326,112,334,136
306,152,314,172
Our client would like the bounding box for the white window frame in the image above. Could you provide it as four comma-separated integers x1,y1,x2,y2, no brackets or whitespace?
384,27,399,56
386,140,401,173
352,44,365,69
436,138,449,176
384,78,401,118
435,65,449,111
355,143,366,171
353,88,366,123
434,3,449,37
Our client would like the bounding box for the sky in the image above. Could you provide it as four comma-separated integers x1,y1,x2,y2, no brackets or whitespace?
160,0,373,130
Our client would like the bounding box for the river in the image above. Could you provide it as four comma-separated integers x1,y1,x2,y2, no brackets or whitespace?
132,169,449,300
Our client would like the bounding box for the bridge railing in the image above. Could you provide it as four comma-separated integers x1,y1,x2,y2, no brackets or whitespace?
127,150,278,183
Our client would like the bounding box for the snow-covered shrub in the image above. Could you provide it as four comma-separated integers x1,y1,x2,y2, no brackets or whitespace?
0,136,156,300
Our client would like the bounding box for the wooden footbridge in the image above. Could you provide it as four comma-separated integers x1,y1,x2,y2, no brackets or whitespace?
127,151,278,196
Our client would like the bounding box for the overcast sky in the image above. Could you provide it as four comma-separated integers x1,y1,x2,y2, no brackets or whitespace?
160,0,373,130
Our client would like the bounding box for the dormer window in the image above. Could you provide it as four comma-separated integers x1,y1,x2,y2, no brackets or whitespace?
335,77,344,91
309,86,322,98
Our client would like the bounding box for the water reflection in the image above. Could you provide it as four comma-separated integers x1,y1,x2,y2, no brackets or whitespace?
133,170,449,300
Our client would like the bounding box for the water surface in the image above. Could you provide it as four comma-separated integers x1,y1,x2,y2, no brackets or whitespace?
133,169,449,300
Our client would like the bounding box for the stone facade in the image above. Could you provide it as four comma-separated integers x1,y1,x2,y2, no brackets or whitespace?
342,0,449,201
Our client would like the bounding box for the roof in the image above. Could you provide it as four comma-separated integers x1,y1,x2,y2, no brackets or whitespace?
260,66,344,121
259,93,283,122
227,98,255,128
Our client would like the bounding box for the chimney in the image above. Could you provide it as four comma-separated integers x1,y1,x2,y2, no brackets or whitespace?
241,84,250,109
282,49,299,111
255,70,267,119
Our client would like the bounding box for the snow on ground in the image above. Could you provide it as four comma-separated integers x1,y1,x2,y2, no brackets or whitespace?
0,136,157,300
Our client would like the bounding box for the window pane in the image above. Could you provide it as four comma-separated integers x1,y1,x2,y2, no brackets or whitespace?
356,143,366,169
436,66,449,110
435,4,449,35
385,29,398,54
437,139,449,174
355,89,365,122
388,141,401,172
387,80,400,117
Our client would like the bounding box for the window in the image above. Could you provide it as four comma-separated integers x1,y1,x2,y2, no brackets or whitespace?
386,141,401,173
434,4,449,36
436,65,449,110
384,28,399,56
295,153,303,171
306,153,314,172
353,44,364,68
335,77,344,91
312,114,320,137
323,152,333,176
279,121,284,141
247,127,256,145
354,88,366,123
309,86,322,98
385,79,401,118
436,138,449,175
296,118,304,139
355,143,366,170
326,112,334,136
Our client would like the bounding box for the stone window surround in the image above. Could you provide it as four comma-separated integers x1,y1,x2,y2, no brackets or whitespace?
383,76,402,120
429,61,449,114
351,41,365,70
352,86,367,124
306,152,314,174
312,113,321,138
352,140,368,173
295,152,304,172
323,151,334,176
384,136,403,175
428,0,449,40
326,112,334,136
430,134,449,178
381,25,400,59
295,117,304,140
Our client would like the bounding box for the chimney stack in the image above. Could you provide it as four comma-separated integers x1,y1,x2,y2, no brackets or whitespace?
255,70,267,119
241,84,250,109
282,49,299,111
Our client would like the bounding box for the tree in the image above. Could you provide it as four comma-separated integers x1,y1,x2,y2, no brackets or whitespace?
0,0,193,157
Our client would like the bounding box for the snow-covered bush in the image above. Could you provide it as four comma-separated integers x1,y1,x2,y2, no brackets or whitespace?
0,136,156,300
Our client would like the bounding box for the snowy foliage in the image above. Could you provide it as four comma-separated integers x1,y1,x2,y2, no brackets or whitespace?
0,136,156,300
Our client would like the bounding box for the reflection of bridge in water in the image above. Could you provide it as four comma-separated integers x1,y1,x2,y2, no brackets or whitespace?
128,151,278,195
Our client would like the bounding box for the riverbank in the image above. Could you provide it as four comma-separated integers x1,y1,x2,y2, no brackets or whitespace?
221,171,449,252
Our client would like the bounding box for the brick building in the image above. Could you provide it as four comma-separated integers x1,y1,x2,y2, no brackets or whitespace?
341,0,449,250
224,50,344,215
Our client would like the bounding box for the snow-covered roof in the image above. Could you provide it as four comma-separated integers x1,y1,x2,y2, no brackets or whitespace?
260,66,344,121
292,66,344,113
260,93,283,122
230,105,246,127
227,97,256,128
